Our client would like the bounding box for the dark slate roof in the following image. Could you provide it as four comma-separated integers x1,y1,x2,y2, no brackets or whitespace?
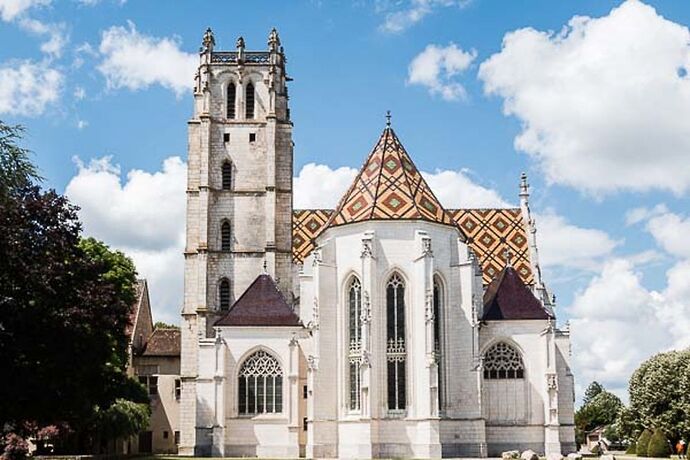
482,266,553,321
142,328,181,356
215,274,302,327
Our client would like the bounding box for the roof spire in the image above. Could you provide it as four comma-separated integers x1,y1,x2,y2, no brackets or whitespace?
386,110,392,128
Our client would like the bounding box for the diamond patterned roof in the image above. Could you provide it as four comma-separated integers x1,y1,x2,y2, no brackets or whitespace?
292,208,534,286
326,127,455,229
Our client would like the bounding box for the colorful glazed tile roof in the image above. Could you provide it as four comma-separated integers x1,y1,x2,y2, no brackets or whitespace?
326,127,455,229
292,208,534,286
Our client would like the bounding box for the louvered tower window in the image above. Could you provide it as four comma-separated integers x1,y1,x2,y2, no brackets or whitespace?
222,161,232,190
348,277,362,411
238,350,283,414
433,278,443,411
219,279,230,311
227,82,236,119
245,83,255,119
221,221,231,251
483,342,524,379
386,273,406,412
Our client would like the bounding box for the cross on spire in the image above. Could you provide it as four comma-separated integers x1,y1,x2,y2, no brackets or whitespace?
386,110,391,128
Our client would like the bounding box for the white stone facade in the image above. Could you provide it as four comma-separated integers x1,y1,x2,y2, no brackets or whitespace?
180,28,575,458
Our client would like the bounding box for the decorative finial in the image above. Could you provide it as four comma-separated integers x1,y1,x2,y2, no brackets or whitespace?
201,27,215,53
236,36,245,50
263,259,268,274
503,248,513,268
268,27,281,52
386,110,391,128
520,172,529,197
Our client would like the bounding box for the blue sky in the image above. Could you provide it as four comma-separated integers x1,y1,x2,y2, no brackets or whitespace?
2,0,690,398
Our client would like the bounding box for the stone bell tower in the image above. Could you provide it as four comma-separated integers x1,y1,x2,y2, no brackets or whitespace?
179,28,293,456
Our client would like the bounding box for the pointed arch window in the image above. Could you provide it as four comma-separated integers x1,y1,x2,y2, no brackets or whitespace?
386,273,406,412
222,161,232,190
433,277,443,411
238,350,283,414
219,279,230,311
221,221,231,251
245,82,255,119
483,342,524,379
348,277,362,411
227,82,236,119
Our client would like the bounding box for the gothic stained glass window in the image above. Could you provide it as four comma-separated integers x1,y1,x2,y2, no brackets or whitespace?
222,161,232,190
348,277,362,411
433,277,443,411
219,279,230,311
238,350,283,415
221,221,231,251
245,83,255,119
386,274,406,412
483,342,525,379
227,82,236,119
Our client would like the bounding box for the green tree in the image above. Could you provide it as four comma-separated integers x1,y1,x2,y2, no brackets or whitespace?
647,428,671,458
154,321,180,329
637,428,653,456
624,350,690,443
0,124,144,452
91,399,150,452
583,381,605,406
575,382,623,447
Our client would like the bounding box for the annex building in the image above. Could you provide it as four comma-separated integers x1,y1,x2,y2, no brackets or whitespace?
177,28,576,458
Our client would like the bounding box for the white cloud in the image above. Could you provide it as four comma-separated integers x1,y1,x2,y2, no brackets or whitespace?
645,210,690,259
77,119,88,129
478,0,690,195
0,59,62,116
293,163,358,209
537,211,620,270
98,21,197,96
18,18,67,58
0,0,49,21
379,0,470,33
408,43,476,101
65,156,186,324
422,169,509,207
625,203,669,225
569,258,690,398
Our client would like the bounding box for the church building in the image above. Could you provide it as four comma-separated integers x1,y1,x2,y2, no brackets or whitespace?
179,28,575,458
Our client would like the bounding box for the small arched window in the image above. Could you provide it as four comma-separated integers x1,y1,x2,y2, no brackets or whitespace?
222,161,232,190
221,221,231,251
238,350,283,414
386,273,406,412
348,277,362,411
483,342,524,379
219,279,230,311
227,82,236,119
245,82,255,119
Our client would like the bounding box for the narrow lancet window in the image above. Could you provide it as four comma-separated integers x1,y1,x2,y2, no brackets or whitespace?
386,273,406,412
433,278,443,411
227,82,236,119
221,222,231,251
245,83,255,119
222,161,232,190
219,279,230,311
348,277,362,411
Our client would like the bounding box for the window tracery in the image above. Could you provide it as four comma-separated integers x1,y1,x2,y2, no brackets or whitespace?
348,277,362,411
483,342,524,379
386,273,406,412
238,350,283,414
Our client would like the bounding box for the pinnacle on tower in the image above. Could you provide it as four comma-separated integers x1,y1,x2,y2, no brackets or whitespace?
268,27,281,52
200,27,215,53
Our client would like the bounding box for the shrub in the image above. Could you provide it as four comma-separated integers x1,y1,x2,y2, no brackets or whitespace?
647,429,671,458
1,433,29,460
625,441,637,454
637,429,653,456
